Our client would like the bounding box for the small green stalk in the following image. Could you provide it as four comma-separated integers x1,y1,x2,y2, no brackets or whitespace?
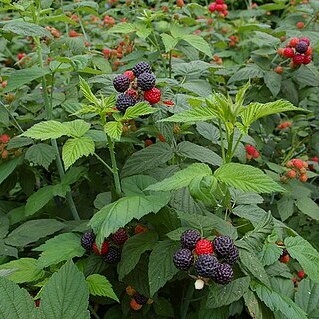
218,119,226,163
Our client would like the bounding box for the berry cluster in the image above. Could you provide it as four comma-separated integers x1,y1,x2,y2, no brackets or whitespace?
208,0,228,17
0,134,10,160
284,158,309,182
308,157,318,172
126,286,153,311
229,35,239,47
245,144,260,160
277,121,292,130
113,62,161,114
278,37,313,67
80,228,129,264
173,230,239,286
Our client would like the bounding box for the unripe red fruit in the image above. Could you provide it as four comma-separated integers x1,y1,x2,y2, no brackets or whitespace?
286,161,294,168
277,48,284,56
283,48,295,58
123,70,135,81
134,224,148,234
126,286,136,296
292,159,304,169
1,150,8,159
208,3,216,12
215,0,224,3
274,66,283,74
297,270,305,279
303,55,312,65
280,254,290,263
195,239,214,255
293,54,304,65
17,53,26,60
288,37,299,47
130,298,142,310
158,134,166,142
0,134,10,143
144,139,153,147
144,88,161,104
299,173,308,182
69,30,81,37
296,22,305,29
215,4,224,11
286,170,296,179
1,81,7,88
92,241,109,255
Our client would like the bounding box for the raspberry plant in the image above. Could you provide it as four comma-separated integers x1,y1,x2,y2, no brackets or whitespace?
0,0,318,318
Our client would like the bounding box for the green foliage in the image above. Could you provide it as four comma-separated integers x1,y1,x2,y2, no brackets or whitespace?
86,274,119,302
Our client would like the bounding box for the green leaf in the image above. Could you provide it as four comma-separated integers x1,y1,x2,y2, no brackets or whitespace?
295,278,319,317
277,195,294,221
176,141,222,166
251,280,307,319
261,243,282,266
25,144,56,170
264,71,281,97
296,197,319,220
86,274,119,302
34,233,85,268
148,240,180,297
25,184,69,216
79,77,100,105
214,163,285,193
229,65,264,83
207,277,250,308
0,157,23,185
285,236,319,283
183,35,212,57
0,258,44,284
62,120,91,138
161,106,216,123
122,102,157,120
118,232,158,280
122,143,174,177
89,194,170,247
22,120,67,140
5,219,65,247
161,34,179,52
108,22,136,33
3,21,51,37
4,66,50,93
240,100,302,129
146,163,212,192
244,290,275,319
62,136,95,170
154,298,174,317
104,121,123,141
39,261,90,319
0,276,37,319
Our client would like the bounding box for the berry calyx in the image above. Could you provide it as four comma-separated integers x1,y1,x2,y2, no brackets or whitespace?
195,239,214,255
144,88,161,104
134,224,148,234
126,286,136,296
92,241,109,255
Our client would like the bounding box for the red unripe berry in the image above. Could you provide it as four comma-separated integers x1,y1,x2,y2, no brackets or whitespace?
126,89,138,98
144,87,161,104
286,170,297,179
195,239,214,255
277,48,284,56
0,134,10,143
144,139,153,147
215,4,224,11
288,37,299,47
130,298,142,311
157,134,166,142
163,100,174,106
1,149,8,159
134,224,148,234
274,66,283,74
292,159,304,169
280,254,290,263
215,0,224,4
283,48,295,58
252,150,260,159
305,46,312,56
286,160,294,168
35,299,40,307
17,53,26,60
297,270,305,279
92,241,109,255
310,157,318,162
293,54,304,65
222,4,227,10
208,3,216,12
303,55,312,65
296,22,305,29
123,70,135,81
245,144,257,156
69,30,80,37
176,0,185,7
299,173,308,182
292,277,297,283
1,81,7,88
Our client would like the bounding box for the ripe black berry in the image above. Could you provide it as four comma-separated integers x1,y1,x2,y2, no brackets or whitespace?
81,231,95,250
213,236,234,258
103,246,121,264
132,61,152,77
212,263,233,285
116,93,136,113
113,74,130,92
134,293,148,305
111,228,128,245
194,254,218,278
295,41,308,54
137,73,156,91
181,229,201,250
173,248,194,271
281,248,289,257
224,246,239,265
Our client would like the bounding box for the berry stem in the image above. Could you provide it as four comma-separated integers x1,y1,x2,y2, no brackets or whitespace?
218,119,226,163
180,281,194,319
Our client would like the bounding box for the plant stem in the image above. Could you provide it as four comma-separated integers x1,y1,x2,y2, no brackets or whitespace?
230,133,243,161
0,101,24,133
94,152,113,173
226,130,234,163
218,119,226,163
107,135,122,197
180,281,194,319
88,305,100,319
169,50,172,78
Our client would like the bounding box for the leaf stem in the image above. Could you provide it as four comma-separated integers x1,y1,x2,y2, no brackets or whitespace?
94,152,113,173
218,119,226,163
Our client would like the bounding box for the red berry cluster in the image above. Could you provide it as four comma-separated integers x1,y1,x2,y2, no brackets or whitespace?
245,144,260,160
278,37,313,67
126,286,153,311
208,0,228,17
277,121,292,129
308,157,318,171
284,158,309,182
0,134,10,160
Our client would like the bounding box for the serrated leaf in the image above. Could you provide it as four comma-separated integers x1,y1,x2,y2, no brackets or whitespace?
118,232,158,280
39,261,90,319
79,77,100,105
251,280,307,319
296,197,319,220
285,236,319,283
183,34,212,57
22,120,67,140
261,243,282,266
122,143,174,177
295,278,319,317
214,163,285,193
109,22,136,33
122,102,157,120
228,65,264,83
161,34,178,52
148,240,180,297
86,274,119,302
0,258,44,284
264,71,281,97
244,290,275,319
63,120,91,138
89,194,170,247
25,144,56,170
34,233,85,268
207,277,250,308
146,163,212,192
161,106,216,123
5,219,65,247
4,66,50,93
176,141,222,166
0,157,23,185
62,136,95,170
104,121,122,141
3,21,51,37
0,276,38,319
277,195,294,221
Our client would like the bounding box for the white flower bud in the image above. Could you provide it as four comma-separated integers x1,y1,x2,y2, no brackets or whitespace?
194,278,205,290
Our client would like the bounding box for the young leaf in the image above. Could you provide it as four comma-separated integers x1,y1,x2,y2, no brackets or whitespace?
161,34,179,52
148,240,180,297
118,232,158,280
40,261,90,319
3,21,51,37
122,102,157,120
109,22,136,33
295,278,319,316
0,157,23,185
250,280,307,319
285,236,319,283
214,163,285,193
79,77,100,106
62,120,91,138
34,233,85,268
22,120,67,140
146,163,212,192
25,144,56,170
86,274,119,302
104,121,123,141
183,35,212,58
62,136,95,170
